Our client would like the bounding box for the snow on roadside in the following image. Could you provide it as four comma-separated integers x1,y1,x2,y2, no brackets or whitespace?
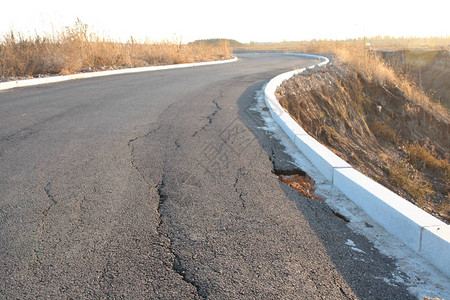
345,239,367,254
254,86,450,300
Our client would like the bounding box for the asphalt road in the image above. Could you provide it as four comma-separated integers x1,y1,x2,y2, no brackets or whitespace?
0,54,415,299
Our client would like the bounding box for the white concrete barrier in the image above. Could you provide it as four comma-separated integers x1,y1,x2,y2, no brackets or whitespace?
263,53,450,278
0,57,238,91
294,136,351,182
421,225,450,276
333,167,449,276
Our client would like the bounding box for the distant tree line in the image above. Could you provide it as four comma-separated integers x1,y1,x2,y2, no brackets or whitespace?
191,39,244,47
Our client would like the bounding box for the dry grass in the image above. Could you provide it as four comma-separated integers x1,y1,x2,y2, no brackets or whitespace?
238,39,449,121
388,158,435,205
261,37,449,221
405,142,450,175
371,121,398,144
237,37,450,52
276,61,449,222
319,43,447,121
0,20,232,78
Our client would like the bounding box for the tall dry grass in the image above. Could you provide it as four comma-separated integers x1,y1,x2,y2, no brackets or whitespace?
240,40,449,121
0,21,232,78
322,42,447,117
276,59,449,221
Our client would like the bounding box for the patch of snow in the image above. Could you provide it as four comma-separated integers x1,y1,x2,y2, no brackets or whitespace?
345,239,366,254
351,247,366,254
345,239,365,254
375,274,407,288
345,239,356,247
254,86,450,300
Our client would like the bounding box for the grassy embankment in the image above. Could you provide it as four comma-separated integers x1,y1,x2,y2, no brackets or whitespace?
0,21,232,79
380,50,450,109
236,37,450,109
238,38,449,222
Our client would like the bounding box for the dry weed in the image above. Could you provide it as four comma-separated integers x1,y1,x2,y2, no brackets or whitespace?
239,39,449,121
277,61,449,222
371,121,398,144
0,20,232,78
388,158,435,204
405,142,450,175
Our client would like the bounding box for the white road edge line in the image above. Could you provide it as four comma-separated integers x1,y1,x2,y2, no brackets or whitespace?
263,53,450,279
0,57,238,91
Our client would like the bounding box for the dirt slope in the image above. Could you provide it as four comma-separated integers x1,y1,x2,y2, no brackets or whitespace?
276,62,449,223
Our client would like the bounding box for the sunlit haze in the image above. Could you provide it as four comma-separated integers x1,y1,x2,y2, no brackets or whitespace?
1,0,449,42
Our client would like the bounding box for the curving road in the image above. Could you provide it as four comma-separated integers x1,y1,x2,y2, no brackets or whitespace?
0,54,415,299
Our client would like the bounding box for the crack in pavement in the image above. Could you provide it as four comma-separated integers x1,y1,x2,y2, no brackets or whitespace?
234,168,246,209
173,253,206,299
43,182,57,217
192,90,223,137
128,117,204,298
127,124,163,186
156,174,206,299
156,174,168,230
97,258,115,290
31,182,58,273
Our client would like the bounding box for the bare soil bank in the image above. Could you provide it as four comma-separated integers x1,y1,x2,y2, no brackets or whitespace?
276,62,449,223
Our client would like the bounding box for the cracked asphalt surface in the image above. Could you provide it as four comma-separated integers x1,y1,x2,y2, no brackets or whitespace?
0,54,415,298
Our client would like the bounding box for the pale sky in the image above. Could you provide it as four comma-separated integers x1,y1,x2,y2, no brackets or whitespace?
1,0,449,43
